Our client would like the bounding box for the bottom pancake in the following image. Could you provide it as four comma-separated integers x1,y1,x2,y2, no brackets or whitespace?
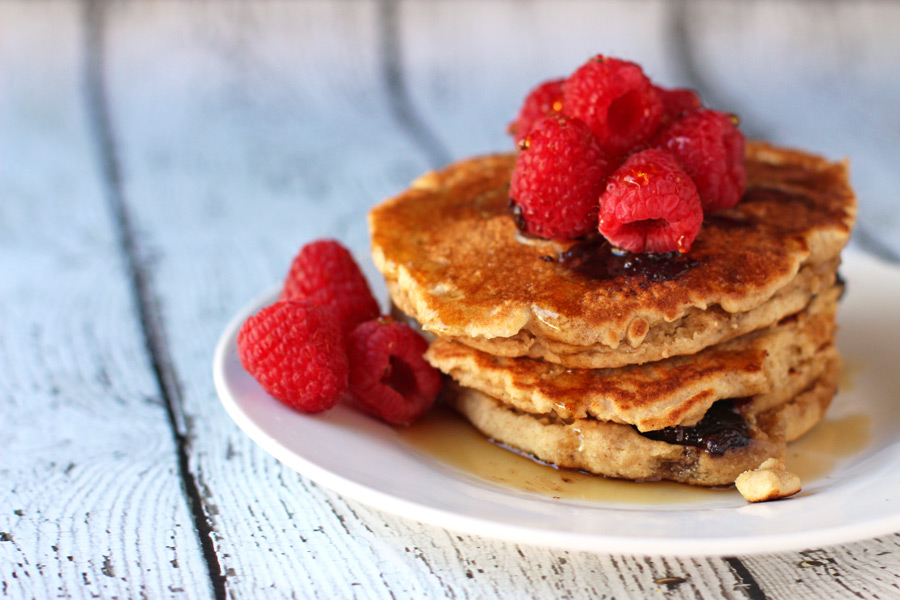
446,365,838,487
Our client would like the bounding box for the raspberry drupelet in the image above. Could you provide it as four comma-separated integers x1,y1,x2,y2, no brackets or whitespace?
237,301,348,413
509,115,611,240
655,86,702,124
347,318,442,426
598,149,703,254
507,78,566,141
654,109,746,212
563,55,664,157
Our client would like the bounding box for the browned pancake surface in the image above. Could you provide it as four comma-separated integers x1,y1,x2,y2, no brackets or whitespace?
427,285,839,431
448,368,837,487
371,142,855,359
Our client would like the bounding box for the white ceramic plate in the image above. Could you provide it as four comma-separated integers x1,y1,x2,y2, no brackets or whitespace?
214,250,900,556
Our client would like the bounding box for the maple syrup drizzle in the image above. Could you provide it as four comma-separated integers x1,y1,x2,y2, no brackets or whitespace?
397,392,870,505
397,406,733,506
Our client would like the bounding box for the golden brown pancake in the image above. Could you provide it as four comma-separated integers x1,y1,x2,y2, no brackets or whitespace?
372,140,853,490
370,142,855,369
447,366,838,487
426,285,840,432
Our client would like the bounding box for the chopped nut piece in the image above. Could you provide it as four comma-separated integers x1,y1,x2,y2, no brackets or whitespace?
757,457,784,471
735,460,801,503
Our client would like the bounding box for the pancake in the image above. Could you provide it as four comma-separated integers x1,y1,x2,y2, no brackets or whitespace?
370,141,855,369
427,256,838,369
447,366,838,487
426,285,840,432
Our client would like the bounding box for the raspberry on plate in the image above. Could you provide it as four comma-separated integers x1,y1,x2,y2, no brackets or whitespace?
346,317,442,426
237,301,348,413
507,78,565,141
509,115,611,240
563,55,663,156
654,109,746,212
598,149,703,254
280,239,380,335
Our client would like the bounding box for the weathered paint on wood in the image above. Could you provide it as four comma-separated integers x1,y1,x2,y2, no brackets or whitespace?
0,3,210,598
3,1,900,598
678,0,900,262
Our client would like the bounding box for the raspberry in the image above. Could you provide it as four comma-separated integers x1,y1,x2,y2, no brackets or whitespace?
563,55,663,156
655,86,702,124
598,149,703,254
279,239,380,335
654,109,746,211
237,301,348,413
507,78,565,140
346,318,442,425
509,115,611,239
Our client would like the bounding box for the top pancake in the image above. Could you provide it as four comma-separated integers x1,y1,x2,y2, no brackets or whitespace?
370,142,855,367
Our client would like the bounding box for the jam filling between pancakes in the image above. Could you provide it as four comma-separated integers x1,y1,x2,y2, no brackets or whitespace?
555,235,703,283
637,399,751,456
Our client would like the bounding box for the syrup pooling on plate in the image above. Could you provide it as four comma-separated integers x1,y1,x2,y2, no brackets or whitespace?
397,404,871,504
786,412,871,483
397,406,735,505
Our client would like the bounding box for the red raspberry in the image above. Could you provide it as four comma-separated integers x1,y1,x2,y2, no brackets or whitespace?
237,301,348,413
346,318,442,425
509,115,611,239
507,78,565,140
654,109,746,211
598,149,703,254
655,86,702,124
279,239,380,335
563,55,663,156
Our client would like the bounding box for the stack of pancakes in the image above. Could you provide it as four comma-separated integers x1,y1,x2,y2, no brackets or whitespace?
369,141,856,487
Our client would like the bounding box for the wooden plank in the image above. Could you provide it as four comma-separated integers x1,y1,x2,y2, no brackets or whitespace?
98,1,448,597
398,0,688,160
679,0,900,260
95,0,900,598
739,537,900,600
0,3,211,598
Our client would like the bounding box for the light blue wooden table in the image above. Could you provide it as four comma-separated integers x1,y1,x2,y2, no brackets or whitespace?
3,2,899,598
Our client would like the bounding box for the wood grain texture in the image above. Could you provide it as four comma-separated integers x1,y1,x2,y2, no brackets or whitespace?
99,1,439,597
398,0,686,160
742,537,900,600
5,0,900,598
678,0,900,261
0,3,210,598
97,1,759,597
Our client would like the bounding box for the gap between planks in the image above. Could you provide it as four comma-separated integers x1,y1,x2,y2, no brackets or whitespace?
81,0,227,598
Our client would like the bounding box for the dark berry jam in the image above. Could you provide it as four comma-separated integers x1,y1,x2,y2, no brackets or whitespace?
557,236,701,283
637,399,750,456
